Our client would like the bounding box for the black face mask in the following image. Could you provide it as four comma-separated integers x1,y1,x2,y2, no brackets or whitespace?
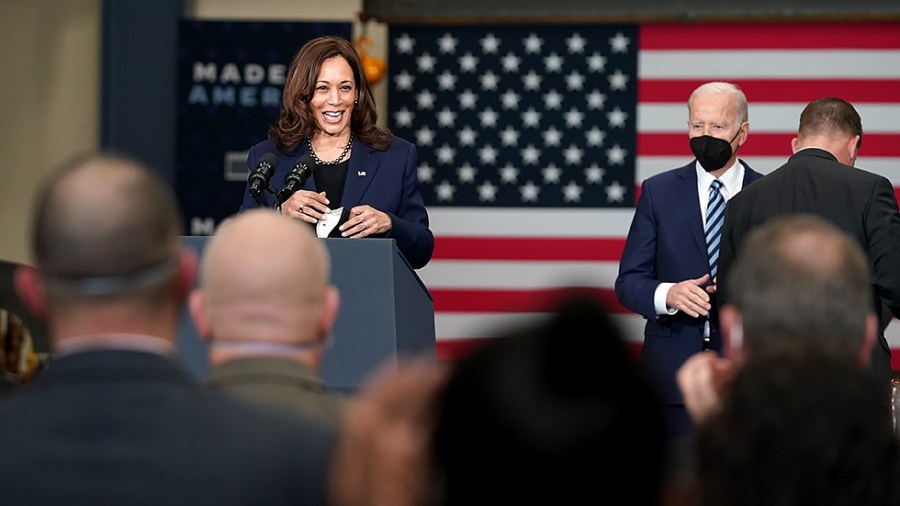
690,130,741,172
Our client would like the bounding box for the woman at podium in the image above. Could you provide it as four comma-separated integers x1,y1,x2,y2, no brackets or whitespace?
239,36,434,269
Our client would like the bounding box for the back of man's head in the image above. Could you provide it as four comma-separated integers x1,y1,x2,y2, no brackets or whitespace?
724,214,873,358
192,209,336,355
27,152,184,313
798,97,862,144
696,345,899,506
432,293,666,505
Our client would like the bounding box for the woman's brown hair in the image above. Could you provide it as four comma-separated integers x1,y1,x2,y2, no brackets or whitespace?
269,36,392,152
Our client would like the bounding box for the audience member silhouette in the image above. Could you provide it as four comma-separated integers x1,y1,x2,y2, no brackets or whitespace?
191,208,344,426
0,153,334,505
696,345,900,506
432,293,667,506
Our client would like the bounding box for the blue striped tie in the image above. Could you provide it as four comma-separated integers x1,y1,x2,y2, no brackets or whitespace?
705,179,725,278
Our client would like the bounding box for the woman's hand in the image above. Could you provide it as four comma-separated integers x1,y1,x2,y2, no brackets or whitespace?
284,190,330,224
341,205,391,238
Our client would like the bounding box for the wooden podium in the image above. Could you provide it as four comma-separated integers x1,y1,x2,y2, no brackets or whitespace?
177,237,436,393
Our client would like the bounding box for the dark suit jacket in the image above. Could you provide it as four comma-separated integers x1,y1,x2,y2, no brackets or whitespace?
615,161,763,404
719,148,900,383
240,136,434,269
0,350,335,506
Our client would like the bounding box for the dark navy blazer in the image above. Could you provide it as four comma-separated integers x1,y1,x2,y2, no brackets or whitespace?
241,136,434,269
615,161,763,405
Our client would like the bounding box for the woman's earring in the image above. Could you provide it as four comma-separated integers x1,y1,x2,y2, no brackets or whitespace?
354,99,358,105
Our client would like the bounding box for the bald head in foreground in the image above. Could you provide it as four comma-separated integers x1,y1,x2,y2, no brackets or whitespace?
2,153,334,506
191,209,344,426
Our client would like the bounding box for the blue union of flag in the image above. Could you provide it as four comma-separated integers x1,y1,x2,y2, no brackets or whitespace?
388,25,638,208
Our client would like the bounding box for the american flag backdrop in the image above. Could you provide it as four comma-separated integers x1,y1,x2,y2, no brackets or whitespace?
386,23,900,365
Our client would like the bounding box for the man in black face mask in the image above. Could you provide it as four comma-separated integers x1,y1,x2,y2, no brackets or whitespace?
615,82,763,441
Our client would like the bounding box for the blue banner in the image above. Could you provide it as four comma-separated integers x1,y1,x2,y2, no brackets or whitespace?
176,20,353,235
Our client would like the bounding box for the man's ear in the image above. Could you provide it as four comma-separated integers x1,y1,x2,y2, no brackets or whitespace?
13,265,47,320
320,285,340,339
859,313,877,366
736,120,749,147
720,304,744,361
188,289,212,342
848,135,861,166
791,137,800,154
175,248,198,301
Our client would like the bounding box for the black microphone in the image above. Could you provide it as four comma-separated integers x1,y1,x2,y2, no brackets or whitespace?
248,152,279,206
275,155,314,208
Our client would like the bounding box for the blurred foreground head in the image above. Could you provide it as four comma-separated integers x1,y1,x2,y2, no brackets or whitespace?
723,214,875,363
432,292,665,505
16,152,189,337
696,345,899,506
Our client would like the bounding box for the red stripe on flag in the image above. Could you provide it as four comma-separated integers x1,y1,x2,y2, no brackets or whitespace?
638,133,900,157
436,338,495,361
440,340,900,368
437,338,644,362
433,237,625,261
639,79,900,104
640,24,900,50
432,287,628,314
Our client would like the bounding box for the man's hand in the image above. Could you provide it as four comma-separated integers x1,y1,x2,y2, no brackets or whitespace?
666,274,713,318
330,357,449,506
676,351,736,423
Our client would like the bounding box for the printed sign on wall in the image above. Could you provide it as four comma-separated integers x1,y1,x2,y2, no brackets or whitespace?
176,20,352,235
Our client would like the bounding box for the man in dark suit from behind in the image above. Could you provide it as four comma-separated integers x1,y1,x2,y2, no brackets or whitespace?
718,97,900,387
0,153,334,505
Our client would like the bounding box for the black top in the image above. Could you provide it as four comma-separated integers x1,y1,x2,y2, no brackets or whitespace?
313,160,351,238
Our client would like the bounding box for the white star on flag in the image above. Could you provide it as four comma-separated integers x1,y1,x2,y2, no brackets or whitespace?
478,181,499,201
609,32,630,53
523,33,543,54
395,33,415,54
437,70,457,90
438,33,458,54
501,52,521,72
542,126,562,147
395,71,414,91
417,163,435,183
541,164,562,184
562,181,584,202
459,52,479,72
520,181,540,202
500,89,521,110
500,126,520,146
416,52,436,72
499,163,519,183
543,53,564,73
458,89,478,109
480,33,501,54
543,89,563,110
457,163,477,183
458,126,478,146
415,126,435,146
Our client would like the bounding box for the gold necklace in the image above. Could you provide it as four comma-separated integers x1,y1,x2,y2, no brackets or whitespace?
308,134,354,165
